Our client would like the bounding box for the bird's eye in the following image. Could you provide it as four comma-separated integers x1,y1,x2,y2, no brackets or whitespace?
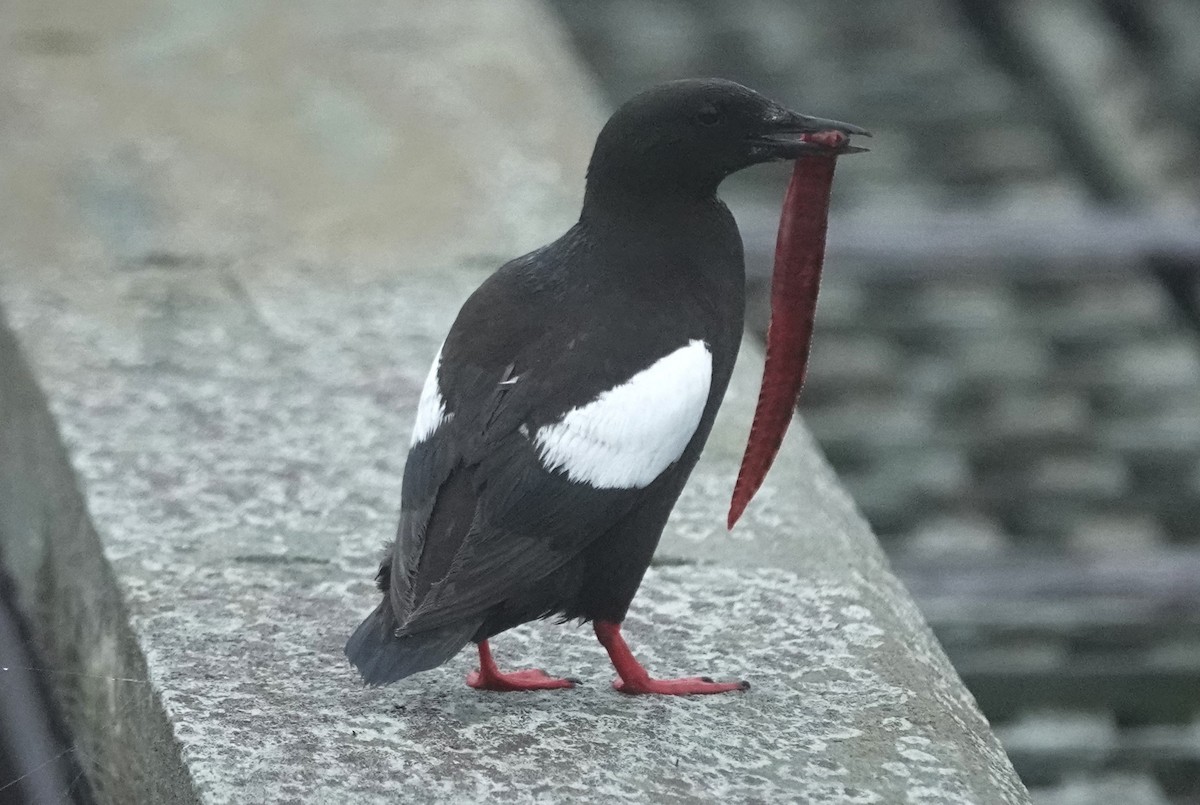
697,105,723,126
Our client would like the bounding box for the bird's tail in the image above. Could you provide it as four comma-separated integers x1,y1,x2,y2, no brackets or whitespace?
345,603,480,687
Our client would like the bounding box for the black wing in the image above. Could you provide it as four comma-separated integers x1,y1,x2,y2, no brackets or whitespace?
388,347,654,636
385,257,709,636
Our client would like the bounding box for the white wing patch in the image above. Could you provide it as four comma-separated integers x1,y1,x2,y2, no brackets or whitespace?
534,340,712,489
410,346,447,445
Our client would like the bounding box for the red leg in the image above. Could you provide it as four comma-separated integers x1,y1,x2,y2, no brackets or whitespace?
593,621,749,695
465,640,576,692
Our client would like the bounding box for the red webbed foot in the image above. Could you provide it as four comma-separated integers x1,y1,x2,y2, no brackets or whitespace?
467,667,577,692
594,620,749,697
611,675,749,696
465,640,577,692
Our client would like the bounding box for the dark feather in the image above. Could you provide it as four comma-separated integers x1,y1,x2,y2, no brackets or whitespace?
345,601,480,687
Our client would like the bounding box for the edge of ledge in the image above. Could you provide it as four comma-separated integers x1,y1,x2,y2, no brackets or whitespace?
0,313,202,805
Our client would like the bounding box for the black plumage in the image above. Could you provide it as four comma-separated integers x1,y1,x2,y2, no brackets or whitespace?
346,78,866,694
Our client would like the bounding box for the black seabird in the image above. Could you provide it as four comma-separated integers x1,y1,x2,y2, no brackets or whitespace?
346,78,867,695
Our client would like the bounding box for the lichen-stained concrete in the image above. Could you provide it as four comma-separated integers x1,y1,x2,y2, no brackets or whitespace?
0,0,1028,802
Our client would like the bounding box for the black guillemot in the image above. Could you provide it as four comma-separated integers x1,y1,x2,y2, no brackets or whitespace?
346,78,867,695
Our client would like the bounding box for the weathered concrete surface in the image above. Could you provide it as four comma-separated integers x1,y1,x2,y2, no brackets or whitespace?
0,0,1028,802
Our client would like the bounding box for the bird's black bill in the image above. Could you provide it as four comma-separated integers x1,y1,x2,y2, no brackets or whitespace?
755,113,871,159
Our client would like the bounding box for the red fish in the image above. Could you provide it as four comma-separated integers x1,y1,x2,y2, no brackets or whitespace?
729,130,859,529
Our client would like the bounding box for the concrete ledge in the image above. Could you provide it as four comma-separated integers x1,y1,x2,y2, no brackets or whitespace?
0,0,1028,802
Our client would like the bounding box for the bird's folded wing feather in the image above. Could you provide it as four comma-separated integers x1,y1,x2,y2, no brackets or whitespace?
388,336,713,635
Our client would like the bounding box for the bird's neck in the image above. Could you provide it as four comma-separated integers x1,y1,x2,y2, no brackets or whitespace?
579,186,730,233
574,189,743,304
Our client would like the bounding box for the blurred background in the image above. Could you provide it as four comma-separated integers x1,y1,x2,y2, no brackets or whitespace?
548,0,1200,803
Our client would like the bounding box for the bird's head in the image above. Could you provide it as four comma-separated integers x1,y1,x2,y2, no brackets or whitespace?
585,78,868,202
